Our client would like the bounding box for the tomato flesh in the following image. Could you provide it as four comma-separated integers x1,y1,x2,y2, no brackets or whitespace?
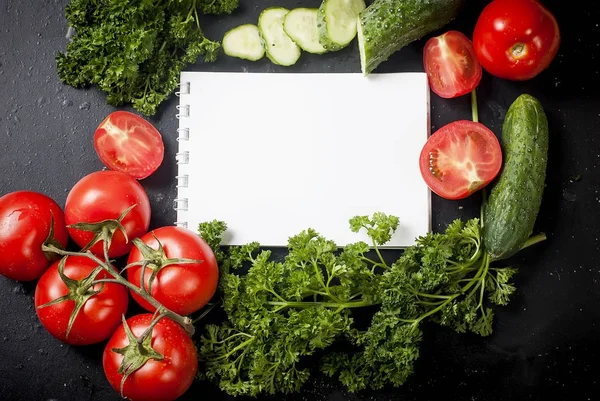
126,226,220,316
94,111,165,180
423,30,482,99
472,0,560,81
0,191,69,281
419,120,502,200
35,255,129,346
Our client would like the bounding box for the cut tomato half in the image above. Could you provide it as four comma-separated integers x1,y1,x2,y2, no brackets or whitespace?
423,30,482,99
419,120,502,200
93,111,165,180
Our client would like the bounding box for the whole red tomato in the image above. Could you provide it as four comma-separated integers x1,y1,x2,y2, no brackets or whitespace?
65,171,151,258
35,255,129,345
472,0,560,81
126,226,219,316
0,191,69,281
103,314,198,401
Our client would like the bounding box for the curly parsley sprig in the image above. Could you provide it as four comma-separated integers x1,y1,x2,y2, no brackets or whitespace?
57,0,239,115
196,213,540,396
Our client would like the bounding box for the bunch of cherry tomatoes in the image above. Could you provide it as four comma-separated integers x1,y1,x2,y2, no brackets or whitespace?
0,112,219,401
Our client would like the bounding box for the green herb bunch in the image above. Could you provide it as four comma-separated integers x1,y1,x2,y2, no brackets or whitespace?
196,213,536,396
57,0,239,115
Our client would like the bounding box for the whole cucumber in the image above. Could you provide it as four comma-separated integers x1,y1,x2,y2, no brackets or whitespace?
483,94,549,260
357,0,464,75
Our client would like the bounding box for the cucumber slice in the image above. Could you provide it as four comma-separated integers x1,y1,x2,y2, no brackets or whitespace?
223,24,265,61
258,7,301,66
283,8,327,55
317,0,366,51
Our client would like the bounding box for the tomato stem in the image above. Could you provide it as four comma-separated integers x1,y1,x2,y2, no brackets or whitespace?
137,311,168,345
41,244,195,336
471,89,479,123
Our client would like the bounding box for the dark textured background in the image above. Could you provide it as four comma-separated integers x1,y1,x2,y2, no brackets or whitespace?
1,0,599,400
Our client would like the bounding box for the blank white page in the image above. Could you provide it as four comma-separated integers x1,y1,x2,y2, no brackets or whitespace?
176,71,431,248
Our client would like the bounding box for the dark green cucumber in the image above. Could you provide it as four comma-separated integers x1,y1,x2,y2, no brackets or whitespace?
483,94,549,260
357,0,464,75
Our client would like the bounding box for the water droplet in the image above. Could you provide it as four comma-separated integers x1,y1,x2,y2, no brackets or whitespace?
569,175,582,183
562,190,577,202
62,99,73,107
13,115,20,123
37,97,48,106
79,101,91,110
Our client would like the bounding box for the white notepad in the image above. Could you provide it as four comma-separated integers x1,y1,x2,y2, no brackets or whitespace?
174,71,431,248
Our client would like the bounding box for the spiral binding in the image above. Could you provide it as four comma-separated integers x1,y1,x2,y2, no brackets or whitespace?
175,151,189,164
175,81,191,97
175,81,191,227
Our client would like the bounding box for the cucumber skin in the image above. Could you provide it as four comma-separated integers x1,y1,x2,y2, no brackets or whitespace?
358,0,463,75
483,94,549,260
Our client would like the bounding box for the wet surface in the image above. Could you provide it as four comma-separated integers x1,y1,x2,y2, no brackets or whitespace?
1,0,599,400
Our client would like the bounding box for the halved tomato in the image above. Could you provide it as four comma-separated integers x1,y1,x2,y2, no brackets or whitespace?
94,111,164,180
423,30,482,99
419,120,502,200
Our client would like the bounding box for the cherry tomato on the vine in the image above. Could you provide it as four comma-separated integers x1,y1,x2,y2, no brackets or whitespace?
35,255,129,346
126,226,219,316
0,191,69,281
65,170,151,258
103,314,198,401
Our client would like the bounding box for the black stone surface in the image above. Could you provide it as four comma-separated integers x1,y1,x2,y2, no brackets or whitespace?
1,1,599,400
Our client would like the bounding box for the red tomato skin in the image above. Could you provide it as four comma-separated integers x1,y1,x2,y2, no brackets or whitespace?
34,255,129,345
423,30,482,98
472,0,560,81
419,120,502,200
103,314,198,401
0,191,69,281
126,226,219,316
94,111,165,180
65,171,151,258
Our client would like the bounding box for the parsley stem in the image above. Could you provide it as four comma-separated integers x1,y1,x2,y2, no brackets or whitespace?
419,299,446,306
206,337,256,362
212,332,254,345
414,294,460,325
266,300,376,310
361,256,388,270
372,242,388,269
412,292,452,300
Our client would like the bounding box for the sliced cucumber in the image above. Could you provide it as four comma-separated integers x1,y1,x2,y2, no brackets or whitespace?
317,0,366,51
283,8,327,55
223,24,265,61
258,7,301,66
